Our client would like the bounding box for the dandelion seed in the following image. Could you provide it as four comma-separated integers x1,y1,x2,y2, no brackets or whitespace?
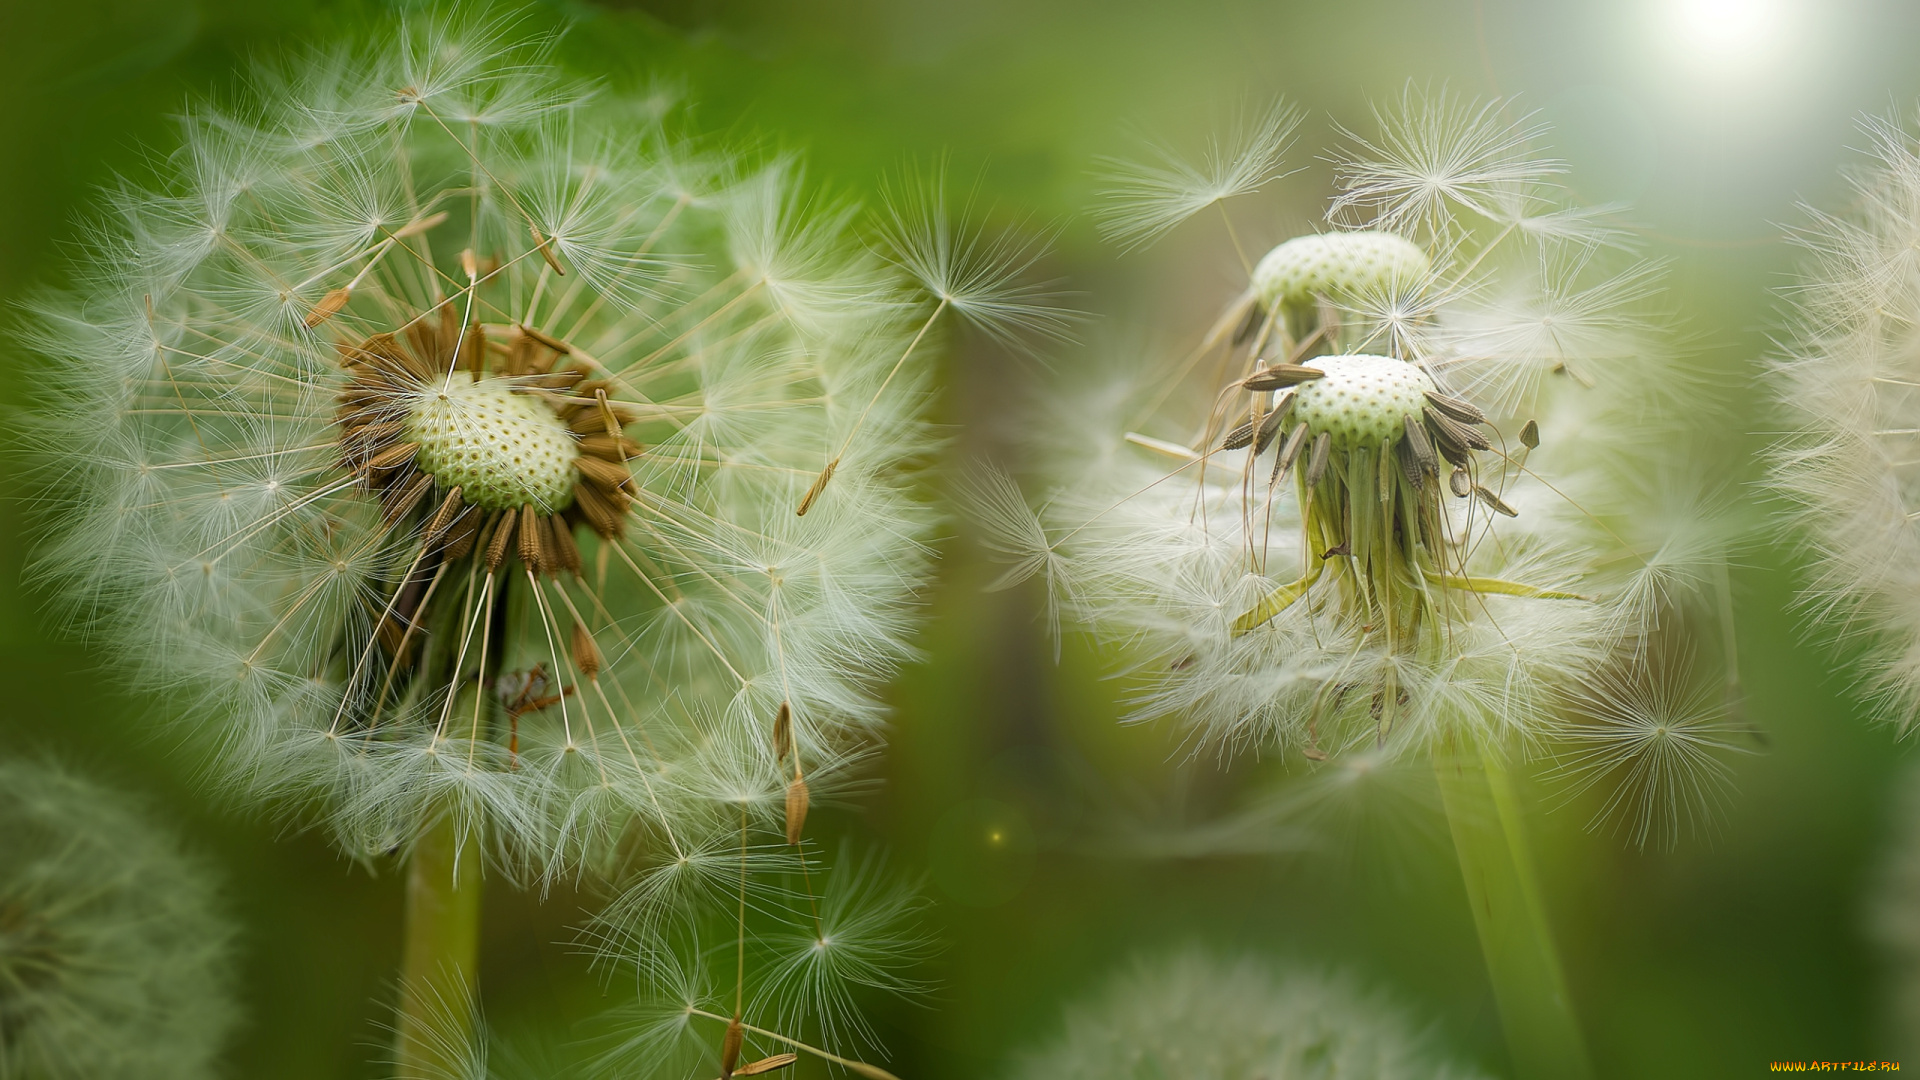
1094,100,1303,251
1551,659,1751,850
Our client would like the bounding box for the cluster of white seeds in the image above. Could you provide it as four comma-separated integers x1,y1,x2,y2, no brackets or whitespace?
404,380,579,512
1250,230,1431,310
1289,354,1435,449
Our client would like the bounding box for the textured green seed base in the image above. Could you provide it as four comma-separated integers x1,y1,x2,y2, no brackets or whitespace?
405,379,578,511
1291,354,1435,449
1251,231,1430,308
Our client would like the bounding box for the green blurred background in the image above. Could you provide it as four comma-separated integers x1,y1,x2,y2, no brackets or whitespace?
3,0,1918,1076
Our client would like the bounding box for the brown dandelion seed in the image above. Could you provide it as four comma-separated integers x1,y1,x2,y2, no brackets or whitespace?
1449,466,1472,498
576,454,632,491
392,210,449,239
797,459,837,516
1241,364,1327,392
1424,408,1490,452
1423,390,1487,425
548,516,583,574
734,1054,799,1076
517,506,548,574
381,472,435,526
305,287,352,328
772,701,792,761
1472,484,1517,517
484,510,518,572
720,1017,744,1080
1272,422,1310,484
573,481,626,538
528,223,567,275
366,441,419,472
1305,432,1332,487
442,510,481,561
784,774,810,845
518,323,572,355
570,620,601,680
1219,417,1258,451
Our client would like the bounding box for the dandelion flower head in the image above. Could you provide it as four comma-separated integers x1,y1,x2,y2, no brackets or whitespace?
24,18,941,868
982,88,1728,781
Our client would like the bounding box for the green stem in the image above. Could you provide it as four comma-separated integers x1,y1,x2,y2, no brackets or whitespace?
394,807,483,1079
1432,746,1592,1080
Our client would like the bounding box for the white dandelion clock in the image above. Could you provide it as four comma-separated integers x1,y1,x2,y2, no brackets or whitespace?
0,759,237,1080
23,17,943,1077
1007,951,1490,1080
1772,109,1920,729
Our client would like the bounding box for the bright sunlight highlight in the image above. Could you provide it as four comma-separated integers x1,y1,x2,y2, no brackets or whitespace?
1663,0,1787,73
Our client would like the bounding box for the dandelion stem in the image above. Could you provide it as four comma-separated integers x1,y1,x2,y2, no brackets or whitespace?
1432,744,1592,1080
394,807,483,1080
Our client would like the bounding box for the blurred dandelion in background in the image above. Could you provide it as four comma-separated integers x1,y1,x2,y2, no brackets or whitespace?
19,13,967,1075
1007,950,1489,1080
0,758,237,1080
1771,109,1920,730
975,86,1746,1078
1871,763,1920,1059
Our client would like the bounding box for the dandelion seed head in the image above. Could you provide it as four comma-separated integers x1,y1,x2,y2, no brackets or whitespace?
1009,951,1490,1080
0,760,238,1080
23,19,941,888
1771,108,1920,729
405,379,579,512
980,90,1724,798
1251,230,1432,311
1290,354,1436,448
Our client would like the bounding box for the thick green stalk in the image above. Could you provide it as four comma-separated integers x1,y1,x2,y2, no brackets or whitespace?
393,808,482,1079
1433,746,1592,1080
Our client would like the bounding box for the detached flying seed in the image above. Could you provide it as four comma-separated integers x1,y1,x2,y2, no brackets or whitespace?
772,701,792,760
392,210,449,239
305,287,352,328
784,774,810,844
529,224,566,275
734,1054,800,1076
797,458,837,516
721,1018,744,1080
1520,419,1540,449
